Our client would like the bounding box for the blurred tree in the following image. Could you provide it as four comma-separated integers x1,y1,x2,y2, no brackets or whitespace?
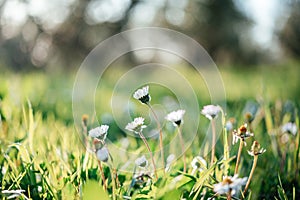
51,0,139,70
279,2,300,58
0,0,267,71
181,0,263,65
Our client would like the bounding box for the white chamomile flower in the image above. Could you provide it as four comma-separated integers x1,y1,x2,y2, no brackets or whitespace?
191,156,207,174
201,105,221,120
281,122,298,136
125,117,147,133
165,109,186,127
247,141,266,157
88,125,109,141
213,174,247,196
135,155,148,168
232,123,253,145
96,147,110,162
133,85,151,104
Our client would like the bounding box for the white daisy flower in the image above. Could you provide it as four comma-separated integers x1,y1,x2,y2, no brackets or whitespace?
88,125,109,141
281,122,298,136
191,156,207,174
165,109,186,127
247,141,266,156
133,85,151,104
213,174,247,196
201,105,221,120
96,147,110,162
232,124,253,145
125,117,147,133
135,155,148,168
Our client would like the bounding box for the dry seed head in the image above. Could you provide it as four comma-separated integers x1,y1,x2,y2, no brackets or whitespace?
248,140,266,156
239,124,248,135
244,112,253,122
82,114,89,126
251,141,260,153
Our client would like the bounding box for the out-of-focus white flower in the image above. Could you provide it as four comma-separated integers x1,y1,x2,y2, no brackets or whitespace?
88,125,109,141
170,174,183,188
213,174,247,196
35,173,41,182
37,186,42,193
135,155,148,168
125,117,147,133
166,154,176,164
96,147,110,162
282,122,298,136
165,109,186,127
133,85,151,104
191,156,207,174
225,118,236,132
120,137,130,149
165,154,176,172
232,124,253,145
201,105,221,120
1,166,7,175
247,141,266,156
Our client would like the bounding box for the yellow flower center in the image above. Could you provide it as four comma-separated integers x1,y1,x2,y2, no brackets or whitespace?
222,177,233,185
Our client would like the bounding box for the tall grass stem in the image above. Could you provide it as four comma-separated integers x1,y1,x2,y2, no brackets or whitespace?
244,155,258,194
177,127,186,173
211,118,216,166
147,103,165,174
138,131,158,179
235,139,244,174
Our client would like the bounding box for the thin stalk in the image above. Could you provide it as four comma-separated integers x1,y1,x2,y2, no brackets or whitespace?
110,167,117,200
147,103,165,173
97,160,107,191
138,131,158,179
244,155,258,195
211,118,216,166
114,168,120,188
235,139,244,174
177,126,186,173
227,189,232,200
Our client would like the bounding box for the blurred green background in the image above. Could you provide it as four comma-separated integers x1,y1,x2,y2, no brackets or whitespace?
0,0,299,71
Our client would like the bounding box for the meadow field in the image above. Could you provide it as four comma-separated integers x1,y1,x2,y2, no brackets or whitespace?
0,63,299,199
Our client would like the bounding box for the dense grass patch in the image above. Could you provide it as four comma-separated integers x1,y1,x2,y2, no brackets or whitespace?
0,64,299,199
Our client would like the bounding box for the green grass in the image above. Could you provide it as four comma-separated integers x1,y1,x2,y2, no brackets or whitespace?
0,63,299,199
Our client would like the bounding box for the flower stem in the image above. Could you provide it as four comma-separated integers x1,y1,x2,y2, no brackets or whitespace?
211,118,216,166
97,160,107,191
114,168,120,188
227,189,232,200
110,167,117,200
244,155,258,195
235,139,244,174
138,131,158,179
147,104,165,173
177,126,186,173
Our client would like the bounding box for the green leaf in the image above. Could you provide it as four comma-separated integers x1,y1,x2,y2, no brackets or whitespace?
83,180,109,200
160,189,181,200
